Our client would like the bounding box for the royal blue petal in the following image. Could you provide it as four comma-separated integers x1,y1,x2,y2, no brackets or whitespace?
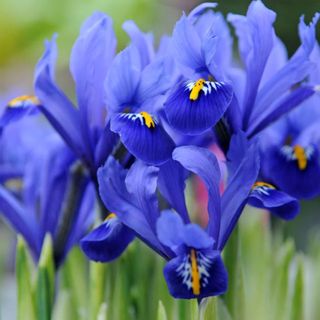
172,146,221,241
171,14,203,71
70,12,116,158
163,249,227,299
34,35,87,160
0,185,40,257
249,182,300,220
219,143,260,250
228,1,276,129
158,160,189,223
80,215,135,262
164,80,233,135
98,157,170,258
105,45,141,113
0,96,40,133
110,112,175,165
156,210,185,254
263,144,320,199
248,86,315,138
122,20,154,68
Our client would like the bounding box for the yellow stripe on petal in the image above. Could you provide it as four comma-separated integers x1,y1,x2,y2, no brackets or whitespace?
190,249,200,295
293,145,307,170
8,95,40,108
252,181,276,190
105,213,116,221
140,111,155,128
189,79,205,101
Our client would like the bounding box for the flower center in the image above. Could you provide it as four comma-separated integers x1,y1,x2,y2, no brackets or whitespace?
190,249,200,295
293,145,307,170
139,111,156,128
189,79,206,101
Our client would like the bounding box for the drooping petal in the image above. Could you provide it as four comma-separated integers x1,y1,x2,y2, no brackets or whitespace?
70,12,116,153
158,160,189,223
164,80,233,135
262,144,320,199
80,214,135,262
219,143,260,250
163,249,227,299
249,182,300,220
34,35,86,160
173,146,221,242
122,20,154,68
110,112,175,165
98,157,170,258
105,45,141,114
0,95,40,133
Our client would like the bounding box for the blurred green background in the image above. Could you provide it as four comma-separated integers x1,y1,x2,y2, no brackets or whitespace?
0,0,319,93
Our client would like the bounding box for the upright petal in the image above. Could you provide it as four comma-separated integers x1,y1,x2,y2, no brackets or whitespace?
173,146,221,242
158,160,189,223
105,45,141,113
122,20,154,68
228,1,276,128
34,35,86,160
171,15,203,71
70,12,116,153
219,143,260,249
98,157,170,258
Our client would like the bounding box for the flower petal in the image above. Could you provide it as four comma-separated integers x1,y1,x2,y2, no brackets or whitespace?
164,80,233,135
249,182,300,220
70,12,116,154
110,112,175,165
173,146,221,242
0,95,40,133
163,249,227,299
105,45,141,113
80,215,135,262
34,35,86,160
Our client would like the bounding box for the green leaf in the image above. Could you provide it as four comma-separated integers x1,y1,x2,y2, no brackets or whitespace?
52,290,73,320
289,256,305,320
157,300,168,320
199,298,217,320
35,234,55,320
16,235,36,320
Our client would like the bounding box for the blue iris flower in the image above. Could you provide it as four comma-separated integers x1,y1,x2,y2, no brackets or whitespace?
34,12,118,173
0,119,94,265
228,132,300,220
87,134,262,299
105,22,176,165
258,42,320,200
163,3,234,135
227,1,319,139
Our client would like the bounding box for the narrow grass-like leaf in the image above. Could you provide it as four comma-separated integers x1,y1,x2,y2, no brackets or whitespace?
16,235,36,320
